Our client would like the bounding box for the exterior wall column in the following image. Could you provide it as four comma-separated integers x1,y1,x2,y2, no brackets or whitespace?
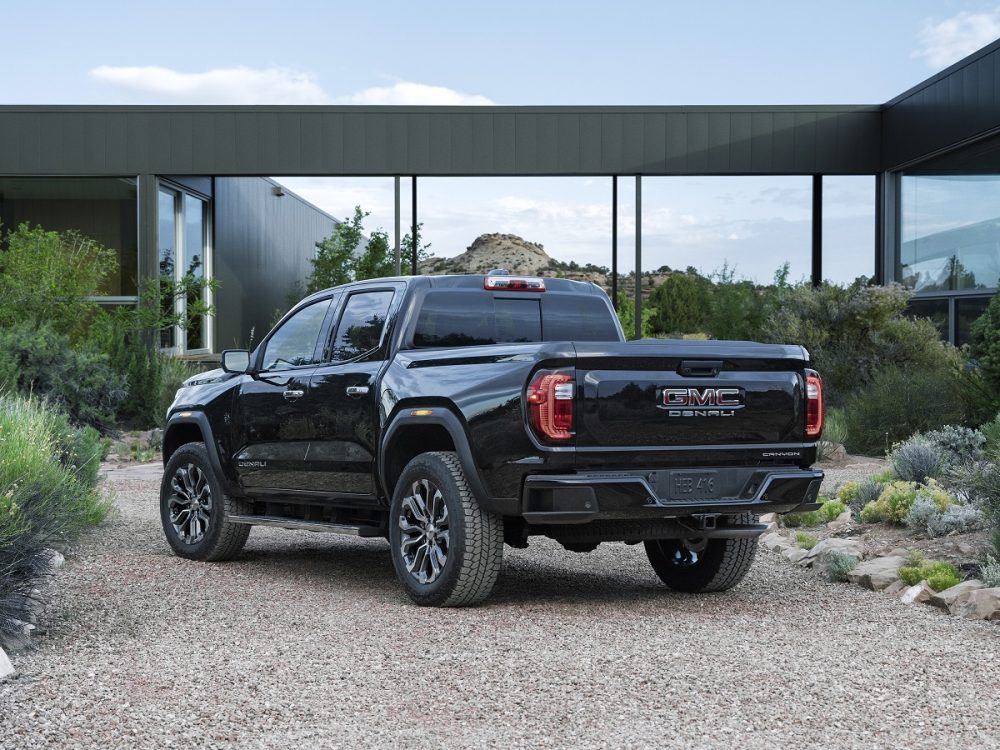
634,175,642,340
811,175,823,287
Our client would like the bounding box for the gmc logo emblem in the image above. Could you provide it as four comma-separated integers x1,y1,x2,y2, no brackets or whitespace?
659,387,744,417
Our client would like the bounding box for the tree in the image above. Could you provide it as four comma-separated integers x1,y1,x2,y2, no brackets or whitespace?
401,222,432,269
307,206,367,293
646,272,712,335
354,230,395,281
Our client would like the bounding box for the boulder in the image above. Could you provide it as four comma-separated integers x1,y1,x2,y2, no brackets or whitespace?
826,510,854,531
900,581,935,605
928,579,983,610
782,547,809,563
758,513,778,525
759,532,794,553
949,587,1000,620
883,580,908,596
800,537,865,568
0,647,13,681
848,555,906,591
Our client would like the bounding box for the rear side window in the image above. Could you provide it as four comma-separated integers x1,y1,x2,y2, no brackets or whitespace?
412,290,618,348
542,294,621,342
328,290,394,361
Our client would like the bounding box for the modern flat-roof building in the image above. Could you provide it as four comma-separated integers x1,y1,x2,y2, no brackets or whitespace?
2,39,1000,349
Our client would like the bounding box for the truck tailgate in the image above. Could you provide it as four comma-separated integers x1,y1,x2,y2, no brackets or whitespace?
573,340,808,448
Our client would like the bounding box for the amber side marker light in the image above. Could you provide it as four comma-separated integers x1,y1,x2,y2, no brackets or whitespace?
410,409,434,417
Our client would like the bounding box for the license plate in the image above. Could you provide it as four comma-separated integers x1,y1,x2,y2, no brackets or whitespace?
667,471,721,501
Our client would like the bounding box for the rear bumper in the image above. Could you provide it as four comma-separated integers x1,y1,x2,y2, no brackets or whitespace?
520,466,824,524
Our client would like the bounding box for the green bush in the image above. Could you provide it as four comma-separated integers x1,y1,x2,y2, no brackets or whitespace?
0,223,117,343
0,394,111,646
795,532,818,550
826,551,860,582
979,413,1000,459
821,500,846,523
843,365,965,456
898,559,961,592
969,291,1000,394
782,504,827,528
859,481,922,524
888,437,943,483
949,461,1000,539
0,322,126,433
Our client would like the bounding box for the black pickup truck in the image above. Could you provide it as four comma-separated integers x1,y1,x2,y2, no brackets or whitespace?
160,272,824,606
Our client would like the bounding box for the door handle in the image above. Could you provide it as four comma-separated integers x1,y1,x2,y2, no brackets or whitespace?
346,385,370,397
283,389,305,400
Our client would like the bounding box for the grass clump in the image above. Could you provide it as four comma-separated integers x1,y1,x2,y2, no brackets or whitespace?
0,393,110,647
826,551,860,582
821,500,847,523
795,532,818,550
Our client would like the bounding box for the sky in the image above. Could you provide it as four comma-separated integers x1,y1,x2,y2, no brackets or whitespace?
4,1,1000,282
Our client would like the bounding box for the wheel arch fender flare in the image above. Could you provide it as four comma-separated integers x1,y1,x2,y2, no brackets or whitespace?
163,411,234,494
379,408,491,503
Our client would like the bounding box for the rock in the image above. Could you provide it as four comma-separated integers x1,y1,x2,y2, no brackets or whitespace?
900,581,935,605
758,513,778,525
887,547,910,559
848,555,906,591
782,547,809,563
45,549,65,569
949,587,1000,620
759,532,793,553
826,511,854,531
763,521,778,532
883,580,908,596
801,538,865,568
0,647,13,681
929,579,983,610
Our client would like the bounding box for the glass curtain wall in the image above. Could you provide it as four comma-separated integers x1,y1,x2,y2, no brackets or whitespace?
158,180,211,353
899,174,1000,345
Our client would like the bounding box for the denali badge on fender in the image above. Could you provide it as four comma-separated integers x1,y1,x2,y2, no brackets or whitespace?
658,386,745,417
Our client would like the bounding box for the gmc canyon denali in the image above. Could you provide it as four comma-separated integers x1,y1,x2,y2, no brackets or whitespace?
160,272,825,606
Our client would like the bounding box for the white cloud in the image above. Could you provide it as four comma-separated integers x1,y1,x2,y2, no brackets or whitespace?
89,65,331,104
912,10,1000,70
332,81,495,106
90,65,495,107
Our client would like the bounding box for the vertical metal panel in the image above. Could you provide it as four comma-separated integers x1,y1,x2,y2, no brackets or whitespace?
686,112,709,172
299,113,324,172
750,111,773,171
344,112,367,173
771,111,795,168
729,112,752,172
664,113,687,172
556,113,580,173
579,114,602,172
470,113,493,172
428,113,453,173
623,113,644,173
642,113,666,173
515,113,537,172
363,112,388,173
601,113,623,173
406,112,430,174
792,112,817,173
707,112,730,172
492,113,515,172
387,112,408,173
450,112,474,172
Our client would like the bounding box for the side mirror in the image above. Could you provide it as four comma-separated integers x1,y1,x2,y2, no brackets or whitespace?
221,349,251,374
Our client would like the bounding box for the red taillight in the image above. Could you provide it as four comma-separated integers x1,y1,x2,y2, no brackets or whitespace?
527,369,575,441
805,370,824,440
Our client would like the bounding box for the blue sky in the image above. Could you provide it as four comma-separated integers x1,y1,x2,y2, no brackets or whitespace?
5,1,1000,281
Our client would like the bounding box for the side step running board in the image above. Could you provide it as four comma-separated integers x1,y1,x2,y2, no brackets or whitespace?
227,515,384,537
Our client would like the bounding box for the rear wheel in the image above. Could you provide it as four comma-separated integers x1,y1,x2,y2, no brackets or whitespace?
160,442,250,561
644,513,757,592
389,451,503,607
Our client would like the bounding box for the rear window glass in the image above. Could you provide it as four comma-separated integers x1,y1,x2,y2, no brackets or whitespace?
412,290,619,348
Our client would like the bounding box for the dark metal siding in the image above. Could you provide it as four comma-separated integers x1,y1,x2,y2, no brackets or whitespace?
212,178,336,348
883,39,1000,169
0,106,882,176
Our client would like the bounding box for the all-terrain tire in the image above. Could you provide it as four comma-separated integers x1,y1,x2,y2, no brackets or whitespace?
644,513,758,592
389,451,503,607
160,442,250,562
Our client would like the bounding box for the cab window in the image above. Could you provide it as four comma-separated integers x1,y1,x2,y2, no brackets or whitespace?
260,299,331,371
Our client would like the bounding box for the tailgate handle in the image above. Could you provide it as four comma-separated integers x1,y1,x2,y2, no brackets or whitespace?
678,360,723,377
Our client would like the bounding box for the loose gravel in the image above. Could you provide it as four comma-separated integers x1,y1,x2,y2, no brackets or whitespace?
1,464,998,749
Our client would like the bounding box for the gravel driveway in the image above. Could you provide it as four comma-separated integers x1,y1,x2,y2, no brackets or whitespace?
1,465,998,749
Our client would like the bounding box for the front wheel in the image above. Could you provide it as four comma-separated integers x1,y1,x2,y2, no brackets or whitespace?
389,451,503,607
160,442,250,561
644,513,758,593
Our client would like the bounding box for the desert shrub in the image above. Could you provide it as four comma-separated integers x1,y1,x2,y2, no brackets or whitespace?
839,478,884,514
922,425,984,468
821,500,847,523
871,468,895,483
837,481,860,506
897,557,961,591
979,413,1000,459
0,394,111,646
782,508,826,528
795,532,818,550
0,223,117,342
948,461,1000,533
888,437,944,483
969,291,1000,394
859,480,952,524
826,551,860,582
817,408,848,462
764,280,958,408
843,365,964,456
0,322,126,433
904,497,983,537
980,555,1000,587
646,272,714,336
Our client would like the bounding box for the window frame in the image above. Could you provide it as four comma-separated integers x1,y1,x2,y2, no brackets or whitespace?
257,296,337,373
322,287,398,365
